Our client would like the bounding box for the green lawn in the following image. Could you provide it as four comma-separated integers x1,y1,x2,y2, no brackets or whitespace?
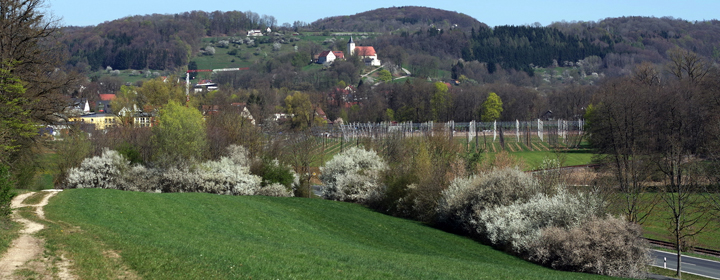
43,189,611,279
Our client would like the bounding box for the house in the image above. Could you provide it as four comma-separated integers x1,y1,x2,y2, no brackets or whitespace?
200,103,256,125
327,85,359,108
315,106,330,124
231,102,256,125
99,94,116,101
118,105,155,128
97,100,112,114
317,51,336,64
247,30,263,36
69,113,120,130
64,98,90,117
194,80,218,92
347,36,381,66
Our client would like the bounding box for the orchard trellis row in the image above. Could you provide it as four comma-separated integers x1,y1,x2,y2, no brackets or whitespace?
308,120,586,152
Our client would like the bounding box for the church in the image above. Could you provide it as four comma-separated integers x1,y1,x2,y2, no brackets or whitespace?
347,36,381,66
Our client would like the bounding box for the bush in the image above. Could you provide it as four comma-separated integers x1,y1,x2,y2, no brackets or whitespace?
436,167,541,232
160,145,261,195
321,147,387,204
528,216,650,278
66,148,129,190
253,158,297,190
198,157,261,195
433,166,647,278
66,145,268,197
0,165,16,218
256,183,293,197
123,164,160,192
477,189,603,253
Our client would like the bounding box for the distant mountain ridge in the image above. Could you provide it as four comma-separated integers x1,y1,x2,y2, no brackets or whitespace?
311,6,487,32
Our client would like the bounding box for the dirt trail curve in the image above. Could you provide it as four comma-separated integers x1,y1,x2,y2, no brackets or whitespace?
0,190,75,279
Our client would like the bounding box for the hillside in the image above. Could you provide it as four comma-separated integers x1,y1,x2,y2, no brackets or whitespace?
41,189,610,279
310,6,487,32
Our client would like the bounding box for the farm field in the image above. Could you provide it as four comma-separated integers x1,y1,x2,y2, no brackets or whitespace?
40,189,611,279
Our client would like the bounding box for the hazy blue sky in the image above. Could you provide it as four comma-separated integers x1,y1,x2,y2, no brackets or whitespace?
45,0,720,27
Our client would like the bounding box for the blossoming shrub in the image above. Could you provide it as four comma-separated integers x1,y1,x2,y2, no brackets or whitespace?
321,147,387,204
123,165,160,192
66,145,293,197
436,167,541,233
256,183,293,197
199,156,261,195
477,189,603,253
528,216,650,278
66,148,129,190
435,167,649,278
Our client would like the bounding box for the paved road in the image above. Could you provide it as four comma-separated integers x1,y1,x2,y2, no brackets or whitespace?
651,250,720,279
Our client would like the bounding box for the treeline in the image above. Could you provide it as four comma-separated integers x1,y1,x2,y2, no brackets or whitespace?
464,26,610,74
62,10,278,71
310,6,487,32
551,17,720,64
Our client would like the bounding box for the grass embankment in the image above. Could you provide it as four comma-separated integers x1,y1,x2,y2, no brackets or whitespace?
43,189,610,279
649,266,715,280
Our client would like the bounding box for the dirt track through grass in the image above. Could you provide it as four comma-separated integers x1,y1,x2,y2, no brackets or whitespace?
0,190,76,280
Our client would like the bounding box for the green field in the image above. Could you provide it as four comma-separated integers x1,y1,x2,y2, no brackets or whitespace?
637,193,720,251
42,189,611,279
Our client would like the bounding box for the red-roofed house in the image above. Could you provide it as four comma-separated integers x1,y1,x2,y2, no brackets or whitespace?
332,51,345,60
99,94,116,101
317,50,336,64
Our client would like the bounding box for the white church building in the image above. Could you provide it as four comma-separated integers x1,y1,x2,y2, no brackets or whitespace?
348,36,381,66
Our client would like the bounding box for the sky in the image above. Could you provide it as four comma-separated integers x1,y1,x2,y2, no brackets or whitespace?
45,0,720,28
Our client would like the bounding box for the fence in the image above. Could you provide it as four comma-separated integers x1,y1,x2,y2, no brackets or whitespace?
307,119,586,152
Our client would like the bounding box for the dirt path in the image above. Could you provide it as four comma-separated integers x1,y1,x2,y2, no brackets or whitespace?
0,190,75,279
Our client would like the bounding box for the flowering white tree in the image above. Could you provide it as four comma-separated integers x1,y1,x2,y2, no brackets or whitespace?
321,147,387,204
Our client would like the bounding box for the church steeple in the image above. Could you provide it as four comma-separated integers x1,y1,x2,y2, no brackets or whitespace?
347,36,356,56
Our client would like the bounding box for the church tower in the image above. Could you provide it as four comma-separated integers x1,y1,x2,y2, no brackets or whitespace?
347,36,355,56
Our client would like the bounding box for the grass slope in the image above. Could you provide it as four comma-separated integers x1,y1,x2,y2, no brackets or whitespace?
45,189,610,279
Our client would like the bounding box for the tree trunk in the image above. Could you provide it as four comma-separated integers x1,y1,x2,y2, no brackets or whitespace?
676,219,682,277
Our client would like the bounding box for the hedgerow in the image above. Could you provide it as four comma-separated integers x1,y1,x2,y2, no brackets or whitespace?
65,145,292,197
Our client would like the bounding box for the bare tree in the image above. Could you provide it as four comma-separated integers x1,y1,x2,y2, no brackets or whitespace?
666,47,710,84
649,81,714,278
587,78,658,224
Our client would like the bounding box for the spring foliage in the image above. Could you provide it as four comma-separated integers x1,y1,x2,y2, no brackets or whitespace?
66,145,293,197
435,167,649,278
321,147,387,204
0,165,16,218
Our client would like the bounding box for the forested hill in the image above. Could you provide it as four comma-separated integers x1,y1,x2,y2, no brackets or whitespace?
310,6,487,32
62,10,278,71
59,6,720,74
550,17,720,63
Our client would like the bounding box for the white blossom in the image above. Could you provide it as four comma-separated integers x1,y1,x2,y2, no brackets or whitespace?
321,147,387,204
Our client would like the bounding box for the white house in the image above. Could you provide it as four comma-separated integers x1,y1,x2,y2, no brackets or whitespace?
317,51,336,64
247,30,263,36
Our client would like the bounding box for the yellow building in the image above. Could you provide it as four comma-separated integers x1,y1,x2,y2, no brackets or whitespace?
69,113,120,130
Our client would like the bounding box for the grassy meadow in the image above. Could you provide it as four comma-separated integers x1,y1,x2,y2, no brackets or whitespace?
39,189,611,280
637,193,720,251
